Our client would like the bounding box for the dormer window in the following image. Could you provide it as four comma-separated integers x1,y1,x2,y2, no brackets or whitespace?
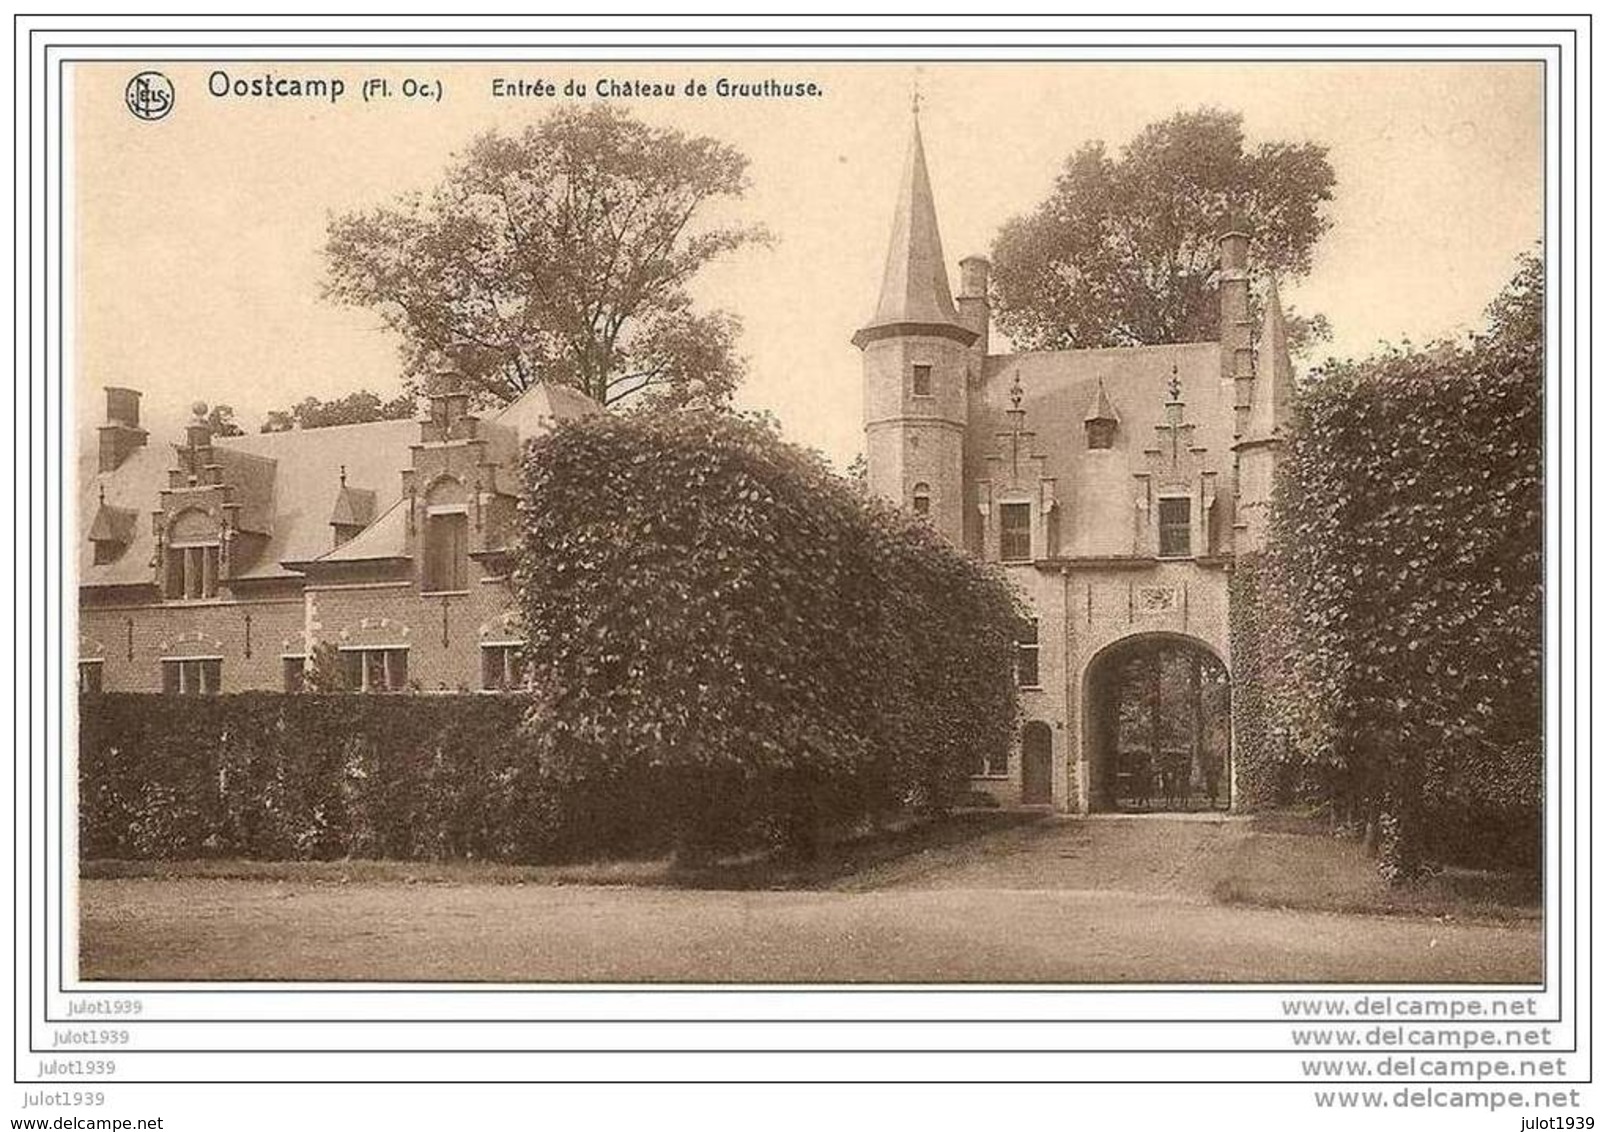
165,544,220,600
163,507,221,600
329,466,376,549
87,488,136,565
911,364,933,397
421,477,470,594
1085,379,1120,450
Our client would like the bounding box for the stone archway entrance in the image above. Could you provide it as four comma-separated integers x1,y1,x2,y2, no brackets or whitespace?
1084,634,1230,813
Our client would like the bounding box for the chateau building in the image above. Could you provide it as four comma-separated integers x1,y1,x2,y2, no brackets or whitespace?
78,114,1289,817
77,380,597,696
855,118,1293,813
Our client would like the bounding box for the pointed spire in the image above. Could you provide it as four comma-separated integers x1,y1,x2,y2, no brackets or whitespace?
1246,279,1296,441
852,116,975,349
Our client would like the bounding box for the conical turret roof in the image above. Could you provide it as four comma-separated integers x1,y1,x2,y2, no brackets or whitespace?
853,118,976,349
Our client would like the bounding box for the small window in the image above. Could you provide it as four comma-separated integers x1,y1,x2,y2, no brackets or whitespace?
282,656,306,693
911,482,931,516
983,747,1009,777
79,660,104,695
341,647,409,693
1000,502,1032,562
911,364,933,397
1016,620,1041,689
1086,418,1117,450
162,658,221,695
1158,497,1192,558
481,644,528,692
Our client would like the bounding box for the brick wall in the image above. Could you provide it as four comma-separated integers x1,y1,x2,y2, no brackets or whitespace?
79,575,520,695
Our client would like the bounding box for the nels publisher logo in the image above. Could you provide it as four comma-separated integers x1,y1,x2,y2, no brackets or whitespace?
124,71,174,121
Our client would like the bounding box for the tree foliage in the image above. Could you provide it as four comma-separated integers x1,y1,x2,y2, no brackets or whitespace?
513,409,1023,858
991,108,1335,353
1259,252,1542,877
205,403,245,438
324,105,767,411
260,389,417,433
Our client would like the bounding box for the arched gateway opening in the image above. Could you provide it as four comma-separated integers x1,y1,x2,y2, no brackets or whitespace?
1084,634,1231,813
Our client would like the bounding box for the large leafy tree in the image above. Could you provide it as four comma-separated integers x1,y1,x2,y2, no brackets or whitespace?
260,389,417,432
324,105,768,410
991,108,1335,353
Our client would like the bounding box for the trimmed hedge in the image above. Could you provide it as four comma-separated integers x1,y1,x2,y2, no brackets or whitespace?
1259,254,1542,875
514,408,1024,857
78,694,664,863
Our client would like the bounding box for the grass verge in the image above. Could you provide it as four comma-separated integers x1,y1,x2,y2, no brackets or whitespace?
81,809,1045,892
1214,817,1540,923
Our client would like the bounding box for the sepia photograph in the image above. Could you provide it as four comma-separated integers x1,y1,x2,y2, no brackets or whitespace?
69,58,1545,987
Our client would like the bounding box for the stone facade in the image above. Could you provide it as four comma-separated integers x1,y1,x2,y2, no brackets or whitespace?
856,118,1291,812
77,381,597,696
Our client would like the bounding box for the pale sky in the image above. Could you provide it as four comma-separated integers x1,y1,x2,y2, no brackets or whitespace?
73,61,1542,468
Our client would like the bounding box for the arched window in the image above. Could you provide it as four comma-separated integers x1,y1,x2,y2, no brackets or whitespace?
911,482,931,516
422,477,469,593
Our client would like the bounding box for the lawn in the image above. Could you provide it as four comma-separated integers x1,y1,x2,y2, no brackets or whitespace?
1213,814,1540,924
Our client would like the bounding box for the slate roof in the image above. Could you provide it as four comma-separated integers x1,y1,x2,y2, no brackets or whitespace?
970,340,1234,486
78,381,597,589
854,118,974,345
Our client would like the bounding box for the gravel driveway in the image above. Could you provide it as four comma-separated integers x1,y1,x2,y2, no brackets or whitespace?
79,816,1540,983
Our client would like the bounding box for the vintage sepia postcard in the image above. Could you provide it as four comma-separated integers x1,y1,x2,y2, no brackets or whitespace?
17,17,1588,1123
69,57,1548,988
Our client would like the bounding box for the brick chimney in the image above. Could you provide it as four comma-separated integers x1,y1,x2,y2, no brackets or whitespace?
96,386,147,472
1218,230,1254,438
423,368,475,442
957,254,991,359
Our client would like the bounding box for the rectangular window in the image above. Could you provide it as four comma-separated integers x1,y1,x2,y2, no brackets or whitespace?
340,647,409,693
1158,497,1193,558
1016,620,1041,689
282,656,306,694
161,658,221,695
78,660,104,695
1000,502,1032,562
423,511,469,593
164,544,220,600
481,643,527,692
911,364,933,397
983,748,1010,777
